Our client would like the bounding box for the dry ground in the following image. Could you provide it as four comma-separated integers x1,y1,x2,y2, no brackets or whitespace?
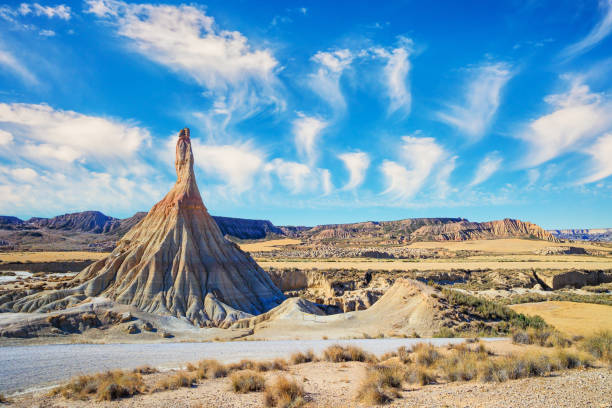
0,251,108,263
239,239,302,253
408,238,612,254
510,301,612,337
257,259,612,271
6,340,611,408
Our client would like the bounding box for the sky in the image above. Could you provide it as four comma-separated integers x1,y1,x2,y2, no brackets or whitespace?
0,0,612,228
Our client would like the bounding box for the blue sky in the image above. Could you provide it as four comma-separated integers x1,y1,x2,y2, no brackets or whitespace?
0,0,611,228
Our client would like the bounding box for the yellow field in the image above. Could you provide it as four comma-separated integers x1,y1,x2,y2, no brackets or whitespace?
0,251,109,263
256,259,612,271
239,239,301,252
408,238,612,254
510,301,612,336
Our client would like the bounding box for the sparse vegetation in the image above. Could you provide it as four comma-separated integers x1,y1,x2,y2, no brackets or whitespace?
49,370,145,401
230,370,265,393
512,327,572,347
290,350,316,365
264,376,306,408
195,359,228,379
581,330,612,365
154,371,196,391
322,345,376,363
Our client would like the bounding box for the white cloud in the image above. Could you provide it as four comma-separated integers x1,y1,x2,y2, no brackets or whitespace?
372,37,413,115
434,155,457,199
0,103,162,218
338,151,370,190
0,129,13,145
518,77,612,167
10,167,37,182
380,135,448,200
0,48,37,84
469,152,503,187
264,158,314,194
320,169,333,195
293,113,327,165
309,49,353,112
1,3,71,21
39,29,55,37
582,133,612,183
0,103,151,164
561,0,612,58
437,62,513,140
190,140,265,193
21,3,71,20
86,1,278,93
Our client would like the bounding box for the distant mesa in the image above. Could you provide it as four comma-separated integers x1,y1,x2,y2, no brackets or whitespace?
2,128,285,327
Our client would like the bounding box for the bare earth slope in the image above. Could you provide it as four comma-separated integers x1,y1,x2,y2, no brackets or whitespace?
1,128,284,327
232,279,451,339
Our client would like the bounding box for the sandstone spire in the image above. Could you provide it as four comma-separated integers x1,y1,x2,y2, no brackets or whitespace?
11,128,285,326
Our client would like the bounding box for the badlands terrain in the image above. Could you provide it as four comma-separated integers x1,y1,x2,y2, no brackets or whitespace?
0,129,611,407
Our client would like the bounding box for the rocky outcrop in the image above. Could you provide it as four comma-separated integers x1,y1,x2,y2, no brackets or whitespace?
28,211,120,234
3,128,285,327
534,246,588,255
535,270,612,290
548,228,612,242
213,216,283,240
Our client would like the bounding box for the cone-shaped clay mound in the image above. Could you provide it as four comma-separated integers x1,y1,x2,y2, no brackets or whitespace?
7,128,285,326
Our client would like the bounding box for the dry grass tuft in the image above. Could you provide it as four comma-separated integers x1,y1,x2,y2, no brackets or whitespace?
581,330,612,365
154,371,196,391
132,365,158,375
264,376,306,408
322,345,376,363
255,358,288,372
0,393,10,404
49,370,145,401
230,370,265,393
290,350,316,365
406,366,437,385
512,328,572,348
196,359,228,379
411,343,440,367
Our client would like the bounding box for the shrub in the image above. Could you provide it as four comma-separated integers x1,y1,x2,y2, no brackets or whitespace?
132,365,158,375
581,330,612,365
230,370,265,393
367,364,404,389
264,376,305,408
227,359,256,371
50,370,145,401
196,359,228,379
512,328,572,348
255,358,288,372
406,366,436,385
322,345,375,363
355,370,400,405
411,343,440,367
552,349,592,370
290,350,315,365
154,371,196,391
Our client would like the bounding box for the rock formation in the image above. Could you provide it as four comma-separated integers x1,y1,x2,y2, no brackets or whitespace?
4,128,284,326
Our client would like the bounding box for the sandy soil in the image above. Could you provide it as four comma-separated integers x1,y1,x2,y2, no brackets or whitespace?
7,361,610,408
510,301,612,336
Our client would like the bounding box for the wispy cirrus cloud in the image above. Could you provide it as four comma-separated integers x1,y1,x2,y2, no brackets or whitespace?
308,49,353,113
371,36,413,115
0,47,37,84
561,0,612,59
293,113,327,165
437,62,513,140
517,76,612,168
380,135,450,200
469,151,503,187
581,133,612,183
338,151,370,190
86,0,283,136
